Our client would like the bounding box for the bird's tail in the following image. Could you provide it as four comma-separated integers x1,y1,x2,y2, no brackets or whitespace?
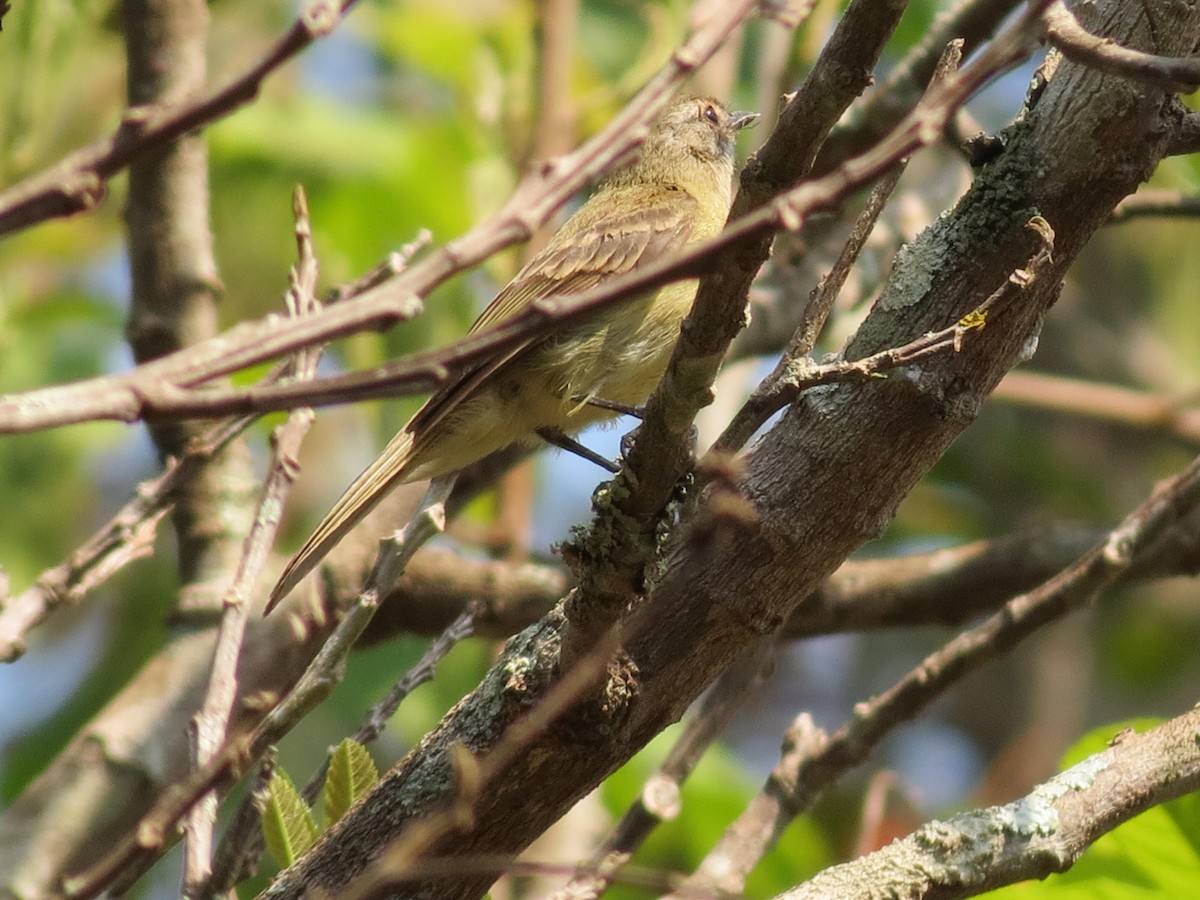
265,428,418,614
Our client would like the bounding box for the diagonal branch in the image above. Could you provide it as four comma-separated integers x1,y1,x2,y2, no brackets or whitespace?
0,0,758,436
1044,0,1200,92
0,0,358,237
774,706,1200,899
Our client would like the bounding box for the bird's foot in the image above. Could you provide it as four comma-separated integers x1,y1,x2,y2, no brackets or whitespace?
537,428,620,473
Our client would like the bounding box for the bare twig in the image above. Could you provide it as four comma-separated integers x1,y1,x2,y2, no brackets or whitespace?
349,608,478,754
0,0,758,436
183,187,324,895
0,0,357,236
1044,0,1200,92
714,216,1056,454
713,167,910,453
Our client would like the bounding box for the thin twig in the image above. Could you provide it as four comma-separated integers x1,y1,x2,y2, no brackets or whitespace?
0,0,759,436
356,608,478,747
183,187,324,896
0,0,359,236
713,215,1056,455
549,641,774,900
1044,0,1200,92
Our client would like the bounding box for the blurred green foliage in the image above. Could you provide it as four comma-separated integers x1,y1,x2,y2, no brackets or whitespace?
598,729,833,898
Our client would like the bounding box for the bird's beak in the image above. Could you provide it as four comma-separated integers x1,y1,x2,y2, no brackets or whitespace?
729,111,760,131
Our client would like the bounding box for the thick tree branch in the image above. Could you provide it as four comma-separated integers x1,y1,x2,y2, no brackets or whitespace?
775,707,1200,899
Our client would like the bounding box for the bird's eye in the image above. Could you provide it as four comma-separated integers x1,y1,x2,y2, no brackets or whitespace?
703,104,720,125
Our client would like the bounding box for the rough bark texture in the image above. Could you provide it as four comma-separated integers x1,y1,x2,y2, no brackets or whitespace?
263,3,1200,898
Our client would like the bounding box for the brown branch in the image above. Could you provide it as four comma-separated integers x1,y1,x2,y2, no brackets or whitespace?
550,642,774,900
1108,188,1200,224
774,707,1200,899
994,369,1200,446
1044,0,1200,92
0,0,758,436
184,187,324,893
0,0,356,237
683,448,1200,895
713,40,964,455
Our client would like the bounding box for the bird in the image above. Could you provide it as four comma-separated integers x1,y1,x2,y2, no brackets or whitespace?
266,95,757,613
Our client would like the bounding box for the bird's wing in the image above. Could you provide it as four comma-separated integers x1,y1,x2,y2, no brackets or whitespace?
409,185,699,437
267,187,698,612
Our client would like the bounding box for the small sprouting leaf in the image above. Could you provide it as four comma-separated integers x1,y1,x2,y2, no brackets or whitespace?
323,738,379,827
262,769,318,868
957,308,988,330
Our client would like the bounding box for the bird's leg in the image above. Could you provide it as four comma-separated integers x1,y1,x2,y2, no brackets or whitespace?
579,396,644,419
536,428,620,473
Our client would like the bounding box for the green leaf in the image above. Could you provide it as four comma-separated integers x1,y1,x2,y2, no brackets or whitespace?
323,738,380,827
982,720,1200,898
262,769,319,869
600,729,831,899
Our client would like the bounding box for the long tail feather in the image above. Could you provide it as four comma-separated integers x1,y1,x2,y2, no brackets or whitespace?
266,429,417,613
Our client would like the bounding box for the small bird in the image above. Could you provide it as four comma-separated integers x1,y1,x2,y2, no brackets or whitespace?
267,96,757,612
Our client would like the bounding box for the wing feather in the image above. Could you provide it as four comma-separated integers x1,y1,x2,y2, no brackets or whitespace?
267,186,699,610
410,185,698,436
